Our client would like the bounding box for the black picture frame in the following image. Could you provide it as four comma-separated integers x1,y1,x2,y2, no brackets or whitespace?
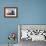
4,7,18,18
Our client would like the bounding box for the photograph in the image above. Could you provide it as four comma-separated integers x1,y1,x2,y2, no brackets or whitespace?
4,7,18,18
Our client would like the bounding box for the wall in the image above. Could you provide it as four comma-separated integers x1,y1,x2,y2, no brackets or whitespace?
0,0,46,44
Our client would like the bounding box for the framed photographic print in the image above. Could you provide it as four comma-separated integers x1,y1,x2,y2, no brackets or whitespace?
4,7,18,18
